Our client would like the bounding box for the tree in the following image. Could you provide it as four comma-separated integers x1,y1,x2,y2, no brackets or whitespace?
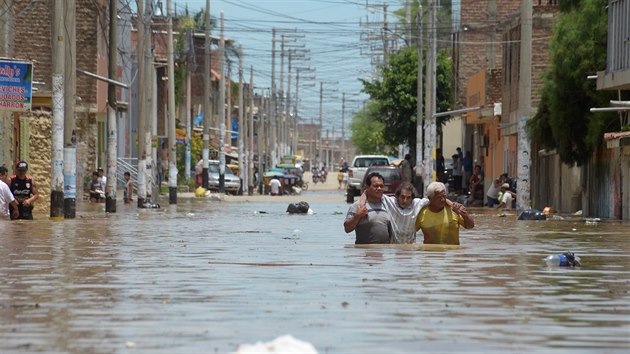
528,0,621,166
349,100,388,155
359,47,452,157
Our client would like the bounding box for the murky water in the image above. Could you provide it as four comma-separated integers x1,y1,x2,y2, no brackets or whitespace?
1,191,629,353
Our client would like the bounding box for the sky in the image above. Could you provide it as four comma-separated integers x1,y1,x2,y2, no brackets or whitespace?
177,0,408,139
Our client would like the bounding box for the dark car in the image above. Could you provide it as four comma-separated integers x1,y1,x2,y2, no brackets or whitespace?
443,158,454,185
357,165,402,200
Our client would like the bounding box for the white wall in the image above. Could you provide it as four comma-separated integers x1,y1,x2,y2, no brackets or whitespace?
442,117,463,157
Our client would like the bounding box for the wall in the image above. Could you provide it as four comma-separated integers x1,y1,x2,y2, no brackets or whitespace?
11,111,52,217
442,118,463,159
14,0,100,106
456,0,521,107
501,8,557,137
531,149,583,213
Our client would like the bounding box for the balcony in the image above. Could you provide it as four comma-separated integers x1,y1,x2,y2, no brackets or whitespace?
597,0,630,90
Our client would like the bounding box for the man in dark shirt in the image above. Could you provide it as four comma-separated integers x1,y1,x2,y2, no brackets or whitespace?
9,161,39,220
343,172,391,244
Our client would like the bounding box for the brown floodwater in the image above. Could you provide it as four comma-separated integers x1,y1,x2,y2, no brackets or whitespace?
1,191,629,353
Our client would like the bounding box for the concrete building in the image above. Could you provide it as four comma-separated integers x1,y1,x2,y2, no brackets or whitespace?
452,0,521,195
596,0,630,220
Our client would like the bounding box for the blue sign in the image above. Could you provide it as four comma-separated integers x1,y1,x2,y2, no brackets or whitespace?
0,60,33,112
231,116,239,139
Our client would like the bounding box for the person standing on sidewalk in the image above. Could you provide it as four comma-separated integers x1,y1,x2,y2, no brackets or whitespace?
195,154,204,187
400,154,413,183
451,154,463,195
123,172,134,204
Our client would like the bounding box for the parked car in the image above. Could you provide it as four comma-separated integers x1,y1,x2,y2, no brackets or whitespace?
360,165,402,199
208,160,241,194
346,155,390,203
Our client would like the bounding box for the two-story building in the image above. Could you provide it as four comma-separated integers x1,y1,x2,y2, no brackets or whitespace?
597,0,630,220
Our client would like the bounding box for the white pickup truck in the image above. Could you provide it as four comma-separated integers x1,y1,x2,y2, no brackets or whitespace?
346,155,390,203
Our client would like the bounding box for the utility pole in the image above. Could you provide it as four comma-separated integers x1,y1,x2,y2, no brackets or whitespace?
230,58,233,151
270,29,277,167
285,50,292,156
218,11,226,193
405,0,411,45
137,0,147,207
257,92,265,194
341,92,345,161
64,0,76,218
185,29,192,182
517,0,533,211
318,81,323,169
51,0,65,219
166,0,177,204
383,3,388,65
294,68,300,155
238,46,244,195
423,0,436,193
105,0,118,212
146,11,155,202
140,0,154,206
416,7,423,192
248,65,254,195
202,0,210,189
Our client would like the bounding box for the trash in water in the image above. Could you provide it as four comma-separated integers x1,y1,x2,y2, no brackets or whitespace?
286,201,310,214
584,218,600,225
543,252,581,267
518,209,546,220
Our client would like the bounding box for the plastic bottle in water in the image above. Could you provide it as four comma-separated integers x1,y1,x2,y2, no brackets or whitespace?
544,254,568,266
543,252,581,267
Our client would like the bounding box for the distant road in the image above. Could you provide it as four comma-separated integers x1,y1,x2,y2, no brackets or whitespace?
302,171,341,191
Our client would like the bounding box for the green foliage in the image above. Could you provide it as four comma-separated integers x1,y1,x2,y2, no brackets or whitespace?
173,17,192,110
359,47,452,155
349,100,389,154
176,130,204,184
193,9,216,32
528,0,617,166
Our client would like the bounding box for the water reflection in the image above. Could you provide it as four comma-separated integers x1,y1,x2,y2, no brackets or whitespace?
0,194,629,353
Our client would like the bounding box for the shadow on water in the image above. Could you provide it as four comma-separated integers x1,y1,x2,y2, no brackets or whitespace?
1,193,629,353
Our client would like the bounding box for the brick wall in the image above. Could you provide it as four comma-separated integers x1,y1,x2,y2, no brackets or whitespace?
457,0,521,107
502,8,557,136
14,0,100,106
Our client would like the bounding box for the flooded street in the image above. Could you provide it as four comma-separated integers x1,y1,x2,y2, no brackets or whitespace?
1,190,629,353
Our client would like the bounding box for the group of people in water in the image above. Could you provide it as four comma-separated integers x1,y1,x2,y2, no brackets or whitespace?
344,172,475,245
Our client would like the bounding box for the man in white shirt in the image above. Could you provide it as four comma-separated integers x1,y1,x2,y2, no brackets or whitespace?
97,168,107,192
497,183,515,209
381,183,428,244
382,182,459,244
269,177,282,196
0,166,19,220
